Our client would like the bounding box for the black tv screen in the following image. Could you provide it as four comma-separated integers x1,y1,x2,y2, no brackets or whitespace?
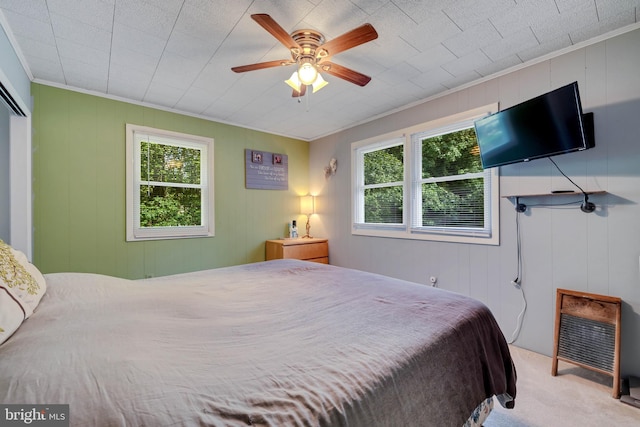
473,82,594,169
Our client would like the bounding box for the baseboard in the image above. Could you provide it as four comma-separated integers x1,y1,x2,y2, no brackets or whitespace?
621,376,640,409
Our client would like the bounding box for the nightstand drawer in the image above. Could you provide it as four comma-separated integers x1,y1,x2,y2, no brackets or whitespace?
282,241,328,261
266,238,329,263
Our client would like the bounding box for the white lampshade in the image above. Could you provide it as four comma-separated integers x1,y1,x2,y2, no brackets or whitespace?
285,71,301,91
300,195,315,216
297,62,318,85
285,64,327,94
312,73,328,93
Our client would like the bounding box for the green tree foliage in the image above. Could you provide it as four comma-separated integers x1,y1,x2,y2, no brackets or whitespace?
364,145,403,223
139,142,202,227
362,129,485,227
421,128,482,178
139,187,202,227
420,128,484,227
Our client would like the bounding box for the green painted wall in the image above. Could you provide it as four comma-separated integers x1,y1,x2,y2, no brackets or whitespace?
31,84,309,279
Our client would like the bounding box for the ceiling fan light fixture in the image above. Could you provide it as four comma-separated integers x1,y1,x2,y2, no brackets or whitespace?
312,73,328,93
285,71,302,91
297,61,318,85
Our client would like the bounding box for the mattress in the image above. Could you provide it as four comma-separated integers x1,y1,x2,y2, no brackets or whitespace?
0,259,516,426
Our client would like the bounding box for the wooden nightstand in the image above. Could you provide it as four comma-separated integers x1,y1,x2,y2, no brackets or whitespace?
265,238,329,264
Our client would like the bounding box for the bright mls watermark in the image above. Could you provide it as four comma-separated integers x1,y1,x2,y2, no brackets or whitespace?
1,405,69,426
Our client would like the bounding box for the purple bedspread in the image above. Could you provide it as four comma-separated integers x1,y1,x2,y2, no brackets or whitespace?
0,259,515,426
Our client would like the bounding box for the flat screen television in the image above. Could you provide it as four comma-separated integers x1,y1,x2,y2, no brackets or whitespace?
473,82,595,169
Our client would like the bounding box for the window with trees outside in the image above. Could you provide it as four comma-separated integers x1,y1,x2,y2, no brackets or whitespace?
126,124,214,241
352,104,499,245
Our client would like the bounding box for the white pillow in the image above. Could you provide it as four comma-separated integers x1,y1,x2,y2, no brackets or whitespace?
0,240,47,344
6,244,47,318
0,285,26,345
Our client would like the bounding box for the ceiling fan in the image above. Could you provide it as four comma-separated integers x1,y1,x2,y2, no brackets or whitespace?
231,14,378,97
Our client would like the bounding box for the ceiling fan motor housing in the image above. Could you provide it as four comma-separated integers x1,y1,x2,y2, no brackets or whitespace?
290,30,326,60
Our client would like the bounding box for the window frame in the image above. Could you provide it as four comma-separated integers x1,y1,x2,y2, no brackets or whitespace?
353,136,406,231
125,124,215,241
351,104,499,245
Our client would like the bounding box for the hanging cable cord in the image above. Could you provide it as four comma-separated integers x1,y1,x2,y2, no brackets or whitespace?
508,207,527,344
508,157,593,344
549,157,595,212
548,157,585,192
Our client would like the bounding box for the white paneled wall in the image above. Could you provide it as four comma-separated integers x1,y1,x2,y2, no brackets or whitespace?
310,28,640,377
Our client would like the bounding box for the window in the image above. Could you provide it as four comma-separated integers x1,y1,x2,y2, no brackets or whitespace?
354,137,405,229
352,104,499,245
126,124,214,241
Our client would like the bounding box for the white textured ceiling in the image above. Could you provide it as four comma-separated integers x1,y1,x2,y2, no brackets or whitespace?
1,0,638,141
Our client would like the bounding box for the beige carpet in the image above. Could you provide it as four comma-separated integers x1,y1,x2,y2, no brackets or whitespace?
483,346,639,427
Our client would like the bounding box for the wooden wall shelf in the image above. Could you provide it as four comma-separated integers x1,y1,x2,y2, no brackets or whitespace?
502,190,606,199
502,191,606,213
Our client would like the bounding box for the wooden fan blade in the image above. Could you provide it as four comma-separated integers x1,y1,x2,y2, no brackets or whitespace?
292,84,307,97
317,23,378,59
251,14,300,50
320,62,371,87
231,60,294,73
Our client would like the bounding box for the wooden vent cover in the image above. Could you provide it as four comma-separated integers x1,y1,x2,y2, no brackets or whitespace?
551,288,622,398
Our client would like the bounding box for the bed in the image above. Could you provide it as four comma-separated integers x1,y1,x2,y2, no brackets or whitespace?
1,242,516,427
